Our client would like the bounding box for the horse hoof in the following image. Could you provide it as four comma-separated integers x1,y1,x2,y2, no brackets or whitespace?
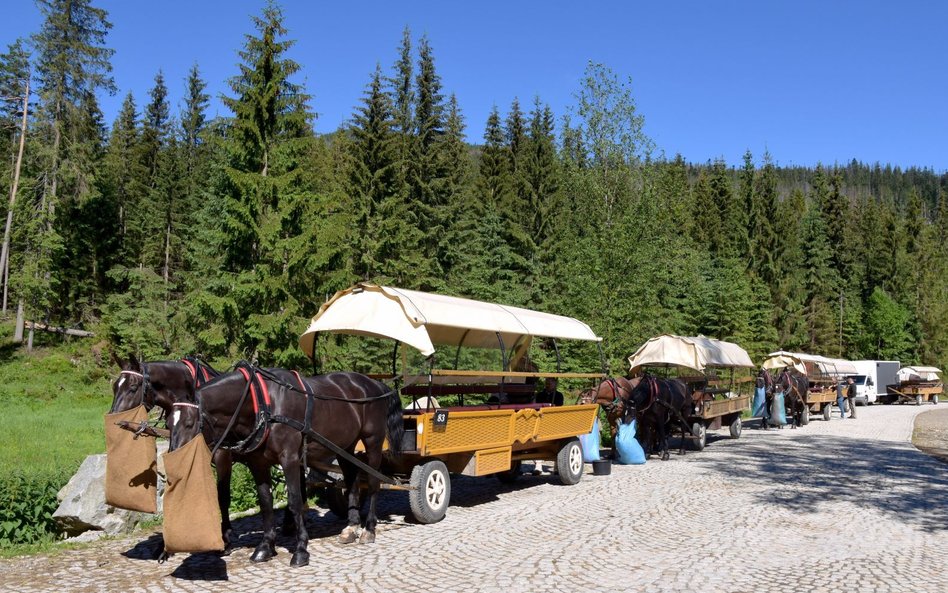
661,452,670,461
290,551,310,567
250,546,274,563
358,530,376,545
338,525,359,545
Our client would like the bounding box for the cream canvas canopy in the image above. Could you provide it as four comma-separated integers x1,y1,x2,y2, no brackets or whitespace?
298,283,602,358
627,335,755,374
762,351,858,377
896,366,943,382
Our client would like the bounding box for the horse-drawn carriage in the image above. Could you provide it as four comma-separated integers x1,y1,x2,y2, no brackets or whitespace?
885,366,942,405
298,283,605,524
626,335,755,451
762,351,857,422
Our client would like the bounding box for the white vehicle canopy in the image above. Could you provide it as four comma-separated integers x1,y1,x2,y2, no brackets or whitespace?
298,284,602,377
627,335,755,374
896,366,942,382
762,351,858,378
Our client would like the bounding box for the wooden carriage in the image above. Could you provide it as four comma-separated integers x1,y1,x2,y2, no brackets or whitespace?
886,366,943,405
763,351,857,422
626,335,755,451
298,283,604,524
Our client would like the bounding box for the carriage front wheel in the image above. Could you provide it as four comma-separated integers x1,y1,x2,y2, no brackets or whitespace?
933,395,939,405
915,394,923,406
691,422,707,451
555,438,584,485
800,406,810,425
728,416,742,439
409,460,451,524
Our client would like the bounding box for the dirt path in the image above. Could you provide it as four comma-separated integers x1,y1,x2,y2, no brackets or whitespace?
913,405,948,463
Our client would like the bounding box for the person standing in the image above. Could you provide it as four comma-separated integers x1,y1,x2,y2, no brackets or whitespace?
846,376,857,419
836,380,847,419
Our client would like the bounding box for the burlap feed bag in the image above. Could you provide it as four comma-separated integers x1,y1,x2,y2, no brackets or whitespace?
104,405,158,513
162,433,224,553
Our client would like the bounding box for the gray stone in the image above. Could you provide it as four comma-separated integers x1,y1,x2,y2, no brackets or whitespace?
52,454,153,537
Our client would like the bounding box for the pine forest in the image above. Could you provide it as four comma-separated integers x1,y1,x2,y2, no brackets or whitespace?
2,1,947,376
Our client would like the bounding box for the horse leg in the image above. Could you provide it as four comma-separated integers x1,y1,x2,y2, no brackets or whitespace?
337,459,361,544
248,462,277,563
678,420,687,456
281,457,309,567
659,419,670,461
358,438,384,544
280,465,307,537
213,451,235,551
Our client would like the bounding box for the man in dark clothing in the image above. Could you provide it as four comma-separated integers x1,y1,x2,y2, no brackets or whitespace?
846,376,857,419
536,377,564,406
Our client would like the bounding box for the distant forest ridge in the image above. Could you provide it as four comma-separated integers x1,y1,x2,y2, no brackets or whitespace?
1,1,946,376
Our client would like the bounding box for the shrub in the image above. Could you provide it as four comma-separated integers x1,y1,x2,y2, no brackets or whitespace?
0,472,66,547
227,464,286,514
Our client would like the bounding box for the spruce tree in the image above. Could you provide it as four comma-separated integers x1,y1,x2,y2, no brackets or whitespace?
28,0,115,327
748,151,778,293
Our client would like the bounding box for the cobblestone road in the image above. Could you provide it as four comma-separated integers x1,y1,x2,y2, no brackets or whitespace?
2,404,946,592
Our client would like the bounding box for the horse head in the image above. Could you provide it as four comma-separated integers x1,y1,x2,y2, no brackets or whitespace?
109,353,149,413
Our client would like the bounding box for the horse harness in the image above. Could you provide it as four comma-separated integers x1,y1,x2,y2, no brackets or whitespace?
176,363,399,485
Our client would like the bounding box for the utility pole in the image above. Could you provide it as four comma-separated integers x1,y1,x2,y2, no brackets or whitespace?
838,289,844,356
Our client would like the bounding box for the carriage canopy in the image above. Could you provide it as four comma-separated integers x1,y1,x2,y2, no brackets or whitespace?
896,366,942,382
762,351,858,377
298,283,602,358
627,335,755,374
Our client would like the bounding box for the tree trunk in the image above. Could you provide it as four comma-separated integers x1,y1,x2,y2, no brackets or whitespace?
13,299,23,342
1,78,29,314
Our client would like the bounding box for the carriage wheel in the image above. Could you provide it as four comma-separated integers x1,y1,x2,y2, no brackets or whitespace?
915,394,923,406
556,438,584,485
691,422,707,451
496,460,522,484
409,460,451,524
933,395,939,405
728,416,742,439
822,403,832,421
800,406,810,425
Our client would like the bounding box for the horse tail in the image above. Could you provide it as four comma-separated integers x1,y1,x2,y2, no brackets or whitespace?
383,383,404,455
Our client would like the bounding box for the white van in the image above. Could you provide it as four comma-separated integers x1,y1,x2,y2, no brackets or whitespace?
849,360,900,405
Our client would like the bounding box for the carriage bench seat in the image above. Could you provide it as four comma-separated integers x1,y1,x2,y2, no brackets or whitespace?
402,402,552,415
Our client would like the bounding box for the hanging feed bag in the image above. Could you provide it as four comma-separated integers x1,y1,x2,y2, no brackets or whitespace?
104,405,158,513
161,433,224,553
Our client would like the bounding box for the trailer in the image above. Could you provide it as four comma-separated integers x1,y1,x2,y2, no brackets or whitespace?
298,283,605,523
886,366,943,405
626,335,755,451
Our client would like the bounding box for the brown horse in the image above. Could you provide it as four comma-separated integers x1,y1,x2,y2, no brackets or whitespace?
593,375,692,460
778,369,809,428
168,364,403,567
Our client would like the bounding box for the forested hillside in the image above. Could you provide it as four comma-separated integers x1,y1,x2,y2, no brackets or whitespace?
2,1,946,375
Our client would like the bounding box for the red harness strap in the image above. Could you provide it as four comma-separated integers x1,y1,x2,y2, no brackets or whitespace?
236,367,273,414
181,358,198,382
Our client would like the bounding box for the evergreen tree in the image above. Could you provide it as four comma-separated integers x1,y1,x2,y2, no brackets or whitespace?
28,0,115,326
748,151,778,292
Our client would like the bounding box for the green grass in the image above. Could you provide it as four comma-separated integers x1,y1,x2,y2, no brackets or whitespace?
0,332,113,479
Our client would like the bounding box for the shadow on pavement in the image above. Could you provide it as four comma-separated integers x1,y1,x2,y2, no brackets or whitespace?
698,432,948,533
170,552,228,581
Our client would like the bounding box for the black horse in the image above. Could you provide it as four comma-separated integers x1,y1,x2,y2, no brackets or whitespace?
594,375,692,460
168,365,403,567
108,354,259,546
778,369,809,428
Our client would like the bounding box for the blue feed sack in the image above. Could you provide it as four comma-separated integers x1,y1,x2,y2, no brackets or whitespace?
615,419,646,465
771,390,787,425
752,386,769,418
579,417,601,462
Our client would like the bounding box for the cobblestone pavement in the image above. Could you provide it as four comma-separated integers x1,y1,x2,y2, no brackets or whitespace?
2,404,946,592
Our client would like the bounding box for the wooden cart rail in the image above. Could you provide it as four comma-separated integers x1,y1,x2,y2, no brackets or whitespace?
428,369,605,379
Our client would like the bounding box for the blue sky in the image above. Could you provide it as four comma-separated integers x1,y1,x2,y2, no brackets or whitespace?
3,1,946,171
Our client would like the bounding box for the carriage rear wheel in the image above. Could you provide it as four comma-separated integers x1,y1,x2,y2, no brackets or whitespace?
822,403,832,421
691,422,707,451
934,395,939,405
496,460,522,484
729,416,742,439
915,394,923,406
409,460,451,524
556,438,584,485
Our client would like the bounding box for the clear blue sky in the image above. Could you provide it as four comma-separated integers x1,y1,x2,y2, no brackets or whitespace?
3,0,946,171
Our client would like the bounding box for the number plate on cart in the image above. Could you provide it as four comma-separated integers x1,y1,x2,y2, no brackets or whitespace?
433,410,449,428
